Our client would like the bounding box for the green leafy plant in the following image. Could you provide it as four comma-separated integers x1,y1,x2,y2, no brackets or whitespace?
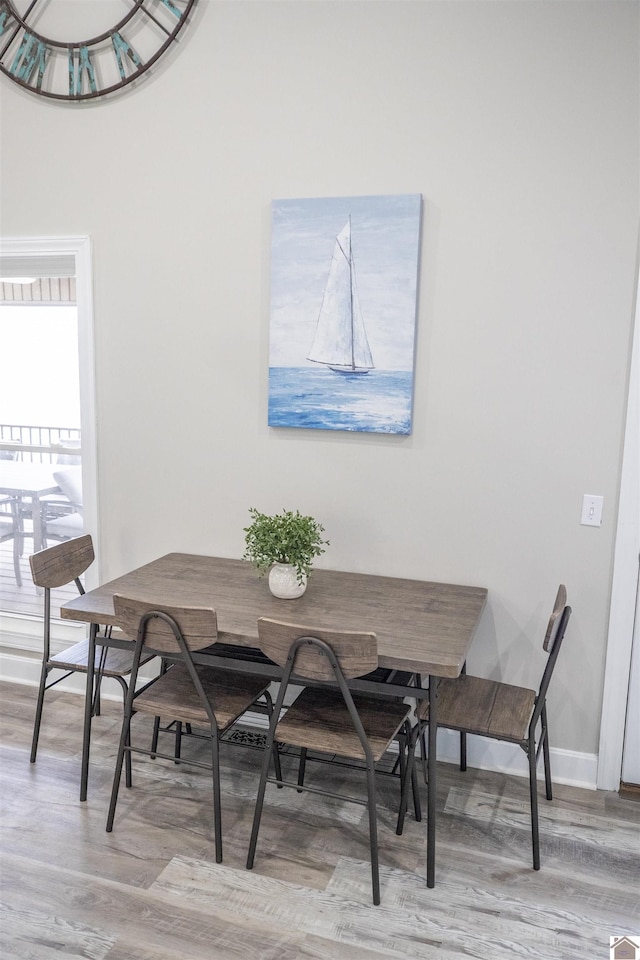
243,507,329,584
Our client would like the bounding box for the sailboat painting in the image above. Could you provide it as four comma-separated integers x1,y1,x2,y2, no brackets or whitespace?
307,217,374,376
268,194,422,434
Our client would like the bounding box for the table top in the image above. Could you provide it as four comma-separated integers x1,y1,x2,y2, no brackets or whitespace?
61,553,488,678
0,460,60,497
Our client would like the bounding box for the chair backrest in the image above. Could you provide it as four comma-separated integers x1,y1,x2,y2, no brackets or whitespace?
29,533,94,589
543,584,568,654
53,466,83,511
0,496,19,539
113,596,218,655
257,618,377,681
533,585,571,725
0,494,17,513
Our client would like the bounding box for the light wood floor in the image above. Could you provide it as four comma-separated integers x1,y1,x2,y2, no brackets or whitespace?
1,679,638,959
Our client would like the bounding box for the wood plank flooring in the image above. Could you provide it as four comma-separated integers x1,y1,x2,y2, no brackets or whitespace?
0,679,638,959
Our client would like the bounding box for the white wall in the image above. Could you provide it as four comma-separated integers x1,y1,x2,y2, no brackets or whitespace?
1,1,637,763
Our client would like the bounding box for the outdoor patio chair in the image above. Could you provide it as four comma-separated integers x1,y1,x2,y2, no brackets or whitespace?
42,466,84,543
0,494,23,585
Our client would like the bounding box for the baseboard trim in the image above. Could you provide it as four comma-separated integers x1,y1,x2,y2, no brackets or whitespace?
0,649,598,790
433,727,597,790
619,781,640,801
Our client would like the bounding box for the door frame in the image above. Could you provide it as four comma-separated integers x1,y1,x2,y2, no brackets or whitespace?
597,248,639,790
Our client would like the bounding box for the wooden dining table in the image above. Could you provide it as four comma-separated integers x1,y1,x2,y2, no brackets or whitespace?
60,552,488,888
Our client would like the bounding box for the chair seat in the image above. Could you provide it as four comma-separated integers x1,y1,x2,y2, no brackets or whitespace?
418,674,536,742
46,512,84,539
277,687,412,762
133,664,271,731
51,637,152,678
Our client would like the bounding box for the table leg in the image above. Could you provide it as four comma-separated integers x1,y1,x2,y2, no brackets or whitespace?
31,494,44,552
427,672,437,887
80,622,97,801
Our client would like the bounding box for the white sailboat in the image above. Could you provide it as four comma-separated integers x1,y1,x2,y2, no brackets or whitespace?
307,217,374,375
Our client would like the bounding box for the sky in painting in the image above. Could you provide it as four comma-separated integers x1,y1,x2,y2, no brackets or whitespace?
269,194,422,370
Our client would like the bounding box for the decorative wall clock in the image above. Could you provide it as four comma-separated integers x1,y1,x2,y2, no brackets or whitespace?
0,0,197,101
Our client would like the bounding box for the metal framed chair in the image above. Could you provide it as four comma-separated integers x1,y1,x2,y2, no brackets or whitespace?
246,618,420,906
0,494,23,586
29,535,152,787
148,640,281,760
106,598,278,864
410,585,571,869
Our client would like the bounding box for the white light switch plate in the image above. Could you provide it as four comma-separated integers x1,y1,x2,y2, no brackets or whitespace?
581,494,604,526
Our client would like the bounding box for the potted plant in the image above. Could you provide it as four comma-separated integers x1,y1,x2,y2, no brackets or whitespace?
243,507,329,598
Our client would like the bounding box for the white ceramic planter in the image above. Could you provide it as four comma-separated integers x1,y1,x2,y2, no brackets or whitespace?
268,563,307,599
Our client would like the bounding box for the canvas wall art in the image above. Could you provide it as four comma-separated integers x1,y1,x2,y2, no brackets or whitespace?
268,193,422,434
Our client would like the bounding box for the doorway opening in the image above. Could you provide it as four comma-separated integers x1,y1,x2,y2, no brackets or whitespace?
0,237,96,634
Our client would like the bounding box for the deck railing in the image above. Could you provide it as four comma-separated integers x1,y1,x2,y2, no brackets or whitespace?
0,424,81,463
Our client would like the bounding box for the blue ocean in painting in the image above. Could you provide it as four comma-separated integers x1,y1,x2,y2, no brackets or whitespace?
268,367,413,434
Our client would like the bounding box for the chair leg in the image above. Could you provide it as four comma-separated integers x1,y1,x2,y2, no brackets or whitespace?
297,747,307,792
396,763,410,836
459,663,468,772
460,731,467,771
419,725,429,783
397,722,421,835
406,720,422,823
93,681,102,717
365,759,380,905
397,730,407,785
30,663,49,763
411,759,422,823
264,692,283,787
211,732,223,863
396,720,421,824
151,660,170,758
247,720,279,870
540,704,553,801
273,742,283,786
528,732,541,870
106,711,132,832
124,724,132,789
414,676,429,784
150,718,184,761
150,715,161,757
115,677,132,788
